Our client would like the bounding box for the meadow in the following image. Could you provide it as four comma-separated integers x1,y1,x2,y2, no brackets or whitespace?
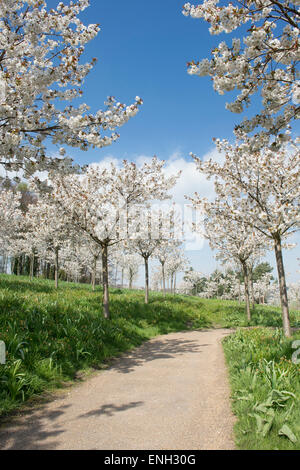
0,274,300,450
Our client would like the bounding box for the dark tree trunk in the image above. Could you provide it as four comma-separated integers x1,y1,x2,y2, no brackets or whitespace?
241,261,251,322
274,235,291,338
161,261,166,297
144,256,149,304
102,243,110,319
54,247,59,289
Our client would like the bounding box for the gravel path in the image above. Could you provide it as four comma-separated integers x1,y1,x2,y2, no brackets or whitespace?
0,329,236,450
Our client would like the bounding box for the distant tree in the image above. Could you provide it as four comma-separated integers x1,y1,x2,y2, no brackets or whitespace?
252,262,274,282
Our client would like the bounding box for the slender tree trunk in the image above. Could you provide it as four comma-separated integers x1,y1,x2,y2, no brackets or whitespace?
92,255,97,292
11,257,16,276
241,261,251,322
161,261,166,297
274,235,291,338
121,268,124,289
30,253,34,280
115,264,118,287
101,243,110,319
250,277,255,309
46,262,50,280
54,247,59,289
174,273,176,295
144,256,149,304
129,268,133,289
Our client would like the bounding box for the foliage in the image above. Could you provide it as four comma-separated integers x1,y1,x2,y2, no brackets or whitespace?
223,328,300,449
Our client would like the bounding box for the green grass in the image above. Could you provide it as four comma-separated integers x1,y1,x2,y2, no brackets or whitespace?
1,273,299,450
223,328,300,450
0,275,211,416
197,297,300,329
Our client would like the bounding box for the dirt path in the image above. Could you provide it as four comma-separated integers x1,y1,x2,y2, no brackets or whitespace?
0,329,236,450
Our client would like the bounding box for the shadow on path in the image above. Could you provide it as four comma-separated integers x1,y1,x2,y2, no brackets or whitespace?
78,401,144,419
108,334,210,374
0,403,72,450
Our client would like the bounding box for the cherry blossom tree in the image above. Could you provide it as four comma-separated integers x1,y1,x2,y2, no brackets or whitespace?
288,280,300,308
183,269,205,295
253,272,274,304
24,199,74,287
183,1,299,140
37,158,179,317
132,236,161,304
154,211,183,296
189,136,300,336
188,189,267,319
114,249,141,289
196,271,223,299
0,189,22,249
165,248,190,294
131,205,183,302
0,189,24,275
0,0,142,181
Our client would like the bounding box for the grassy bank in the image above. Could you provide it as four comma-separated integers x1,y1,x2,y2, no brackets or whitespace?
223,328,300,450
1,275,299,428
0,275,211,416
199,297,300,329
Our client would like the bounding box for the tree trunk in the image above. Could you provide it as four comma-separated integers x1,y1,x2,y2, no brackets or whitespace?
54,247,59,289
92,255,97,292
115,264,118,287
17,257,21,276
121,268,124,289
274,235,291,338
241,261,251,322
101,243,110,319
46,262,50,280
144,256,149,304
29,250,35,281
129,268,133,289
161,261,166,297
11,257,16,276
250,277,255,309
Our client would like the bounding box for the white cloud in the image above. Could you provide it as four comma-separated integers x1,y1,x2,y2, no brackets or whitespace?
162,147,223,206
89,146,224,207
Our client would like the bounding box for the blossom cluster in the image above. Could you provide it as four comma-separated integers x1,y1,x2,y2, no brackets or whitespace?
0,1,142,180
183,1,299,135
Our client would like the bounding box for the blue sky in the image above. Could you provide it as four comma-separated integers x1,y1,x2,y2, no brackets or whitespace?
48,0,247,164
45,0,300,284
